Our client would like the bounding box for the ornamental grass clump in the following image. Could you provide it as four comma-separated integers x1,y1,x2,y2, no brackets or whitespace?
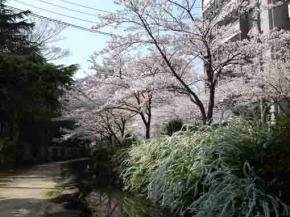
190,123,290,217
121,122,290,216
121,131,214,214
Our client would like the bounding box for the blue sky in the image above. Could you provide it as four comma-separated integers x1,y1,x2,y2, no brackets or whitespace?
7,0,118,79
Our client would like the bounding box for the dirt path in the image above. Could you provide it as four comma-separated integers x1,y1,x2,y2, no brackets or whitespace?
0,162,63,217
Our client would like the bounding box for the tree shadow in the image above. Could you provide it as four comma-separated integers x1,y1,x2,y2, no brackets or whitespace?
0,186,55,189
0,198,45,217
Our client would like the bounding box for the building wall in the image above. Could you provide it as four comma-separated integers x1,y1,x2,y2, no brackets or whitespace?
203,0,290,119
270,2,290,30
203,0,290,38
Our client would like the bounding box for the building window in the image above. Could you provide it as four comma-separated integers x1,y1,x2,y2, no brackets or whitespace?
288,3,290,18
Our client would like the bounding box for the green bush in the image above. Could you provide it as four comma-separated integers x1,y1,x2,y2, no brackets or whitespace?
162,119,183,136
275,114,290,136
90,145,118,186
121,122,290,216
122,134,140,147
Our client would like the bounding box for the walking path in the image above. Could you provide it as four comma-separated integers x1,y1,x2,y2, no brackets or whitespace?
0,162,63,217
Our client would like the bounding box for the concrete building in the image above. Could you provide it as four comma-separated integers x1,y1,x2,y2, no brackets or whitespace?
203,0,290,38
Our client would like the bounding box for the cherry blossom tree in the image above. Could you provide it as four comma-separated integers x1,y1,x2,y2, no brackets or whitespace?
93,0,290,124
62,76,134,145
63,51,181,141
63,0,290,142
92,0,259,124
90,52,178,139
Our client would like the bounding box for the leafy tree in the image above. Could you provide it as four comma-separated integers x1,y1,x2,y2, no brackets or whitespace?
0,1,77,163
0,0,38,55
0,54,76,162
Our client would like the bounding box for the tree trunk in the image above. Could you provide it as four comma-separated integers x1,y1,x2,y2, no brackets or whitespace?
139,112,151,139
111,133,122,146
121,119,126,138
145,124,150,139
207,85,216,124
138,13,208,125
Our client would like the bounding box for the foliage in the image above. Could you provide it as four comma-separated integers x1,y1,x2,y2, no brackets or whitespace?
90,145,125,187
162,119,183,136
91,145,116,164
0,54,76,164
0,1,38,55
90,134,143,187
122,134,140,147
0,0,77,165
121,122,290,216
121,131,210,214
191,123,290,217
0,55,74,114
275,114,290,132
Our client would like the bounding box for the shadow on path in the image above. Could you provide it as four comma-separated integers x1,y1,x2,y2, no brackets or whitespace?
0,198,46,217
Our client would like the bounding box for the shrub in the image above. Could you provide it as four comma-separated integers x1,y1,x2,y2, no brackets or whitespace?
162,119,183,136
91,145,118,186
121,134,140,147
121,122,290,216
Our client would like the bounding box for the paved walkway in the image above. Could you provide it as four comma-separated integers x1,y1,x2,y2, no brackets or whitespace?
0,162,63,217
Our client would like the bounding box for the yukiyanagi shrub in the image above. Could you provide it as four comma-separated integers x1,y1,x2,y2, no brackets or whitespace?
121,122,290,216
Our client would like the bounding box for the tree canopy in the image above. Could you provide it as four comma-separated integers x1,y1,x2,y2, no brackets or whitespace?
0,1,77,164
